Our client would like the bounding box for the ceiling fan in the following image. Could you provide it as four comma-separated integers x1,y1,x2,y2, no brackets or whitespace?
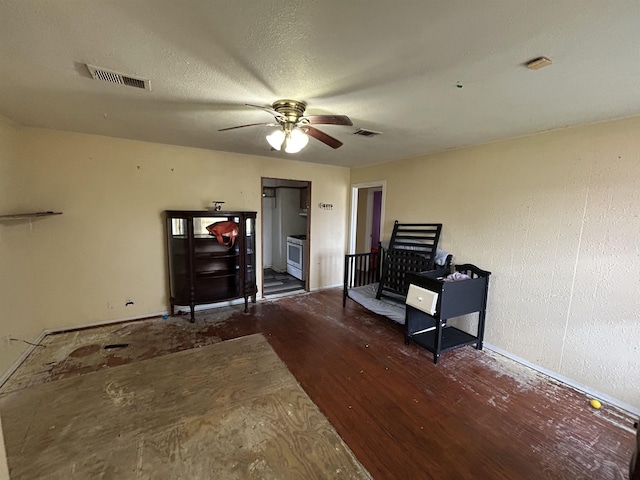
219,99,353,153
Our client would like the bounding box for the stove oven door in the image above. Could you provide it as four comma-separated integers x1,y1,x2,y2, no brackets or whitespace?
286,240,304,280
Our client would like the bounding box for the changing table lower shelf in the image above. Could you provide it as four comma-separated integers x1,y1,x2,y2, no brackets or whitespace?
403,263,492,364
404,303,485,364
407,326,480,360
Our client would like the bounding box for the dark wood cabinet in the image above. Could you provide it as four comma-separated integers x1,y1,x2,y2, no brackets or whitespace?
165,210,257,322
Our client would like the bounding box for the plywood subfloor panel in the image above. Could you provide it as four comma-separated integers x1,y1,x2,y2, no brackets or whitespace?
0,334,371,480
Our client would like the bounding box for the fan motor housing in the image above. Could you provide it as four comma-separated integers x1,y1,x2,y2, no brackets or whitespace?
272,99,307,123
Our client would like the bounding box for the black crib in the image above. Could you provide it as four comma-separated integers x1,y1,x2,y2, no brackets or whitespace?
343,221,449,308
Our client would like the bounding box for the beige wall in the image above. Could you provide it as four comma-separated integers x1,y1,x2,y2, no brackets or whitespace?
0,116,18,219
351,116,640,410
0,123,349,373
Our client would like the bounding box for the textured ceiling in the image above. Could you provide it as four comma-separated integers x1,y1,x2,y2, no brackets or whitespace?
1,1,640,168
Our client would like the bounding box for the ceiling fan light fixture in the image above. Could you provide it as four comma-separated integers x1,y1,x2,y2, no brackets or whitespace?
266,126,309,153
222,99,349,151
266,129,285,150
284,128,309,153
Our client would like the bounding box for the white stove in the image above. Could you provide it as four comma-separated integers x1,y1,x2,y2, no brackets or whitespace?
286,235,307,280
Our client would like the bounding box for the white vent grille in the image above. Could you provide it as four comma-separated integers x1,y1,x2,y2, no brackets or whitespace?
353,129,382,137
86,64,151,91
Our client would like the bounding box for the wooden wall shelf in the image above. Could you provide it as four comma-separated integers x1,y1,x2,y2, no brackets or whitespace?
0,211,63,220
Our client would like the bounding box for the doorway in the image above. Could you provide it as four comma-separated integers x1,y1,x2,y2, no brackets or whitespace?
349,181,386,255
261,177,310,297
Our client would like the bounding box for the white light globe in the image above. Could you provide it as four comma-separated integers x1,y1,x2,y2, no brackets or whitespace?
285,128,309,153
266,129,285,150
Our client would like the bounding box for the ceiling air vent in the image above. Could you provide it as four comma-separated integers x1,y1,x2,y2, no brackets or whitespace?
353,129,382,137
86,64,151,91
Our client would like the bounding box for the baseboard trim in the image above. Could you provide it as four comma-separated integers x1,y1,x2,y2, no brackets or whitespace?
0,330,48,389
484,342,640,417
173,297,250,314
42,311,170,335
311,282,342,292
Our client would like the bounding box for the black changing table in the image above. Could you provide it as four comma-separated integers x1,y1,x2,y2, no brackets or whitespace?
405,264,491,364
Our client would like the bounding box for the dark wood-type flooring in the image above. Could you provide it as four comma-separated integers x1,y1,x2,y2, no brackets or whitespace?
2,289,636,480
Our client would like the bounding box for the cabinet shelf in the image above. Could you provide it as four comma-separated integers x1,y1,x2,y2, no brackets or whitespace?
194,252,239,259
196,271,239,278
0,211,62,220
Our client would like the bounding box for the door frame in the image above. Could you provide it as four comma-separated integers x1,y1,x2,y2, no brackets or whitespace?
349,181,386,254
363,187,383,253
260,177,311,298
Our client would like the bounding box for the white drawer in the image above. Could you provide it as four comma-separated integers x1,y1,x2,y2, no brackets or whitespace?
406,284,438,315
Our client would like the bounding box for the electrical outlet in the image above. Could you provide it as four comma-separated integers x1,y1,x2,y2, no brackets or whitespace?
107,300,114,310
1,336,10,350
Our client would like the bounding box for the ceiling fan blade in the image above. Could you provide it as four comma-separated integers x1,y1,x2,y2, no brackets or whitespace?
304,126,344,149
303,115,353,126
218,122,269,132
245,103,284,119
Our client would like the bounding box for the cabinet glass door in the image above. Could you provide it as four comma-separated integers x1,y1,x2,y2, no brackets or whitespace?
167,216,188,299
245,216,256,290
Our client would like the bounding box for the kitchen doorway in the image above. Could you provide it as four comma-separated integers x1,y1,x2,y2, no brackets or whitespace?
261,178,310,297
